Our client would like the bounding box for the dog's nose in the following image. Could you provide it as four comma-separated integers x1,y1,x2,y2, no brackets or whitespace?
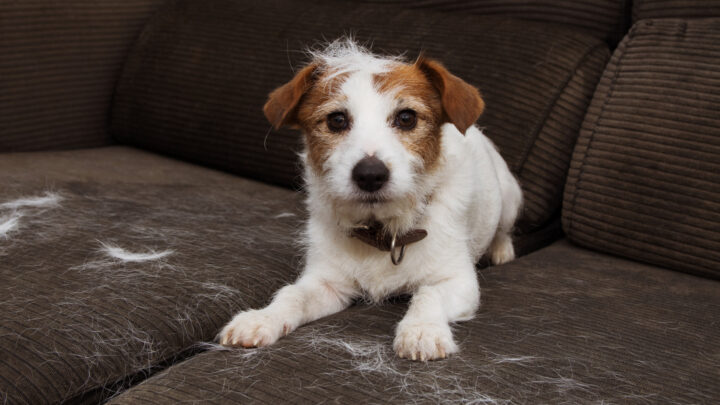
352,156,389,192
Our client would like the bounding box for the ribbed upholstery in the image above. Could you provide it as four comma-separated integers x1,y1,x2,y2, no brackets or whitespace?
112,0,609,232
0,0,164,152
109,240,720,404
563,19,720,279
633,0,720,21
518,49,609,231
361,0,631,45
0,147,304,404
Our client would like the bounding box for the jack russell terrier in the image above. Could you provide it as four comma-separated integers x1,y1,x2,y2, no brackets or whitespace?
219,39,522,361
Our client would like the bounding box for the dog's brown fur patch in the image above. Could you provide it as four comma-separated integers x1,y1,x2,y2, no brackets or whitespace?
374,63,444,171
296,70,350,174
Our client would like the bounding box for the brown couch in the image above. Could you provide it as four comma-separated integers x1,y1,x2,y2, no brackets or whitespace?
1,0,718,403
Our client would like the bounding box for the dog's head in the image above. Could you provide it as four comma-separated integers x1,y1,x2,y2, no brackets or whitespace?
264,40,484,232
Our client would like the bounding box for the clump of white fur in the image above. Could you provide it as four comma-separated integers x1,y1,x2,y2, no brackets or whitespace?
99,242,173,262
208,325,520,404
1,192,62,210
0,213,22,238
0,192,62,239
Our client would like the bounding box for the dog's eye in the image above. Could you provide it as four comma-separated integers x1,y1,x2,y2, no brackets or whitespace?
327,112,349,132
394,109,417,130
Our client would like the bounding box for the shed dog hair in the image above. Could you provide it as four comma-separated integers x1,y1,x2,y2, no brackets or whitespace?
219,39,522,361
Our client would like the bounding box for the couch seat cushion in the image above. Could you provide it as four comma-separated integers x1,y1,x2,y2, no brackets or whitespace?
0,147,304,404
0,146,555,403
109,240,720,404
112,0,610,233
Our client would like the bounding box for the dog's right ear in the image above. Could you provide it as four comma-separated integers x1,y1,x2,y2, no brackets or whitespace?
263,63,319,129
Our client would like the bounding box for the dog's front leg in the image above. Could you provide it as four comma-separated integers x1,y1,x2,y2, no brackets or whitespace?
219,272,355,347
394,266,479,361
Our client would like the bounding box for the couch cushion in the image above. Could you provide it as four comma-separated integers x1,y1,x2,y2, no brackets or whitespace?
563,19,720,279
0,0,165,152
358,0,631,45
633,0,720,22
0,147,304,404
111,0,609,233
108,240,720,404
0,146,552,404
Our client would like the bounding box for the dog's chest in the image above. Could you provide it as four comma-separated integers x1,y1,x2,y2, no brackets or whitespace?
343,235,441,300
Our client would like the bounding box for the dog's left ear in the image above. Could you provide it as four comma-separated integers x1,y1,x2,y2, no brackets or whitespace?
263,62,319,129
416,56,484,135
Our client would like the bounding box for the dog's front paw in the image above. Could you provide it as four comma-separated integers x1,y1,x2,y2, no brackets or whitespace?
393,322,458,361
489,233,515,265
218,310,290,348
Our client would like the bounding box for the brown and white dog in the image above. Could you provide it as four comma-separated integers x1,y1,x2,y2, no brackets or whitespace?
219,39,522,361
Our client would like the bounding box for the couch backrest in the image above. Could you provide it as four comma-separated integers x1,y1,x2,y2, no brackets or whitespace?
0,0,164,152
563,18,720,279
357,0,632,46
111,0,610,234
633,0,720,22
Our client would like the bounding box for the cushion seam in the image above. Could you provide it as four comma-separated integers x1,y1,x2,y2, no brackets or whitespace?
517,42,608,228
517,41,608,180
566,26,637,239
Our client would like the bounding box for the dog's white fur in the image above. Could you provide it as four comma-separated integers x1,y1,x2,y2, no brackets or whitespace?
219,39,522,361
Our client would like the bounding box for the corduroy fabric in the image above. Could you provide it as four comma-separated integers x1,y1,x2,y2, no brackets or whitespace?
361,0,631,45
0,0,165,152
563,19,720,279
0,147,304,404
109,240,720,404
633,0,720,22
518,48,609,232
111,0,609,232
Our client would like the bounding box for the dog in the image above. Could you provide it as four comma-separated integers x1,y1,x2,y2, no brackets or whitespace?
219,39,522,361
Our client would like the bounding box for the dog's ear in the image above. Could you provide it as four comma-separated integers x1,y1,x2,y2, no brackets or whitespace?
263,63,319,129
416,56,484,135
